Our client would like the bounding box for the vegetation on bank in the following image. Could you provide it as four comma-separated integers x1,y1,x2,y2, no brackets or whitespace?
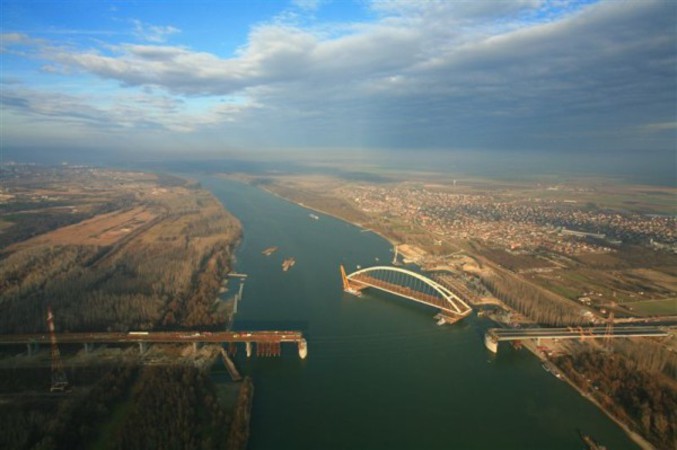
556,345,677,450
482,270,588,326
0,169,241,333
0,168,248,449
0,363,248,450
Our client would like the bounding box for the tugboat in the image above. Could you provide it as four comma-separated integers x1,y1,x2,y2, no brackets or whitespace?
282,257,296,272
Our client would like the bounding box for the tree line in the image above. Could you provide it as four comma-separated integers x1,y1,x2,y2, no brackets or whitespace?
481,272,587,325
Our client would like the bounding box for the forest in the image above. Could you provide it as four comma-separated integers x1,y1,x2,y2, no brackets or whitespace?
0,168,242,333
0,168,250,449
0,363,249,450
556,344,677,450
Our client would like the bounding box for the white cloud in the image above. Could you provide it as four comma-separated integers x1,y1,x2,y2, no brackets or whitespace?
292,0,324,12
2,0,675,153
132,20,180,43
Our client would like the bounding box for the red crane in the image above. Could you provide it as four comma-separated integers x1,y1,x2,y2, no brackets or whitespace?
47,305,69,392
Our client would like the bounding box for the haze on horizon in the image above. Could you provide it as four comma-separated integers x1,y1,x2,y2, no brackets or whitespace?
0,0,675,183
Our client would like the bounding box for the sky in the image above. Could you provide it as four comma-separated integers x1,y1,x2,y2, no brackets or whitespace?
0,0,675,176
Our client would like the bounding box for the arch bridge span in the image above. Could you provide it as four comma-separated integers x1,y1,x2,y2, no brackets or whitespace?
340,265,472,323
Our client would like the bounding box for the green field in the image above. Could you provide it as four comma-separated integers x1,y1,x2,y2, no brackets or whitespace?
625,298,677,316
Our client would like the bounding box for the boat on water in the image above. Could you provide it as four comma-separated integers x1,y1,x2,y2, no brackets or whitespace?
542,362,564,380
309,213,319,220
262,246,278,256
282,257,296,271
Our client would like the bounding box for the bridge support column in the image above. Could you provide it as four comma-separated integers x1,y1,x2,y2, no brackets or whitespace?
83,343,94,354
484,333,498,354
138,342,148,354
298,339,308,359
246,342,252,358
192,342,201,353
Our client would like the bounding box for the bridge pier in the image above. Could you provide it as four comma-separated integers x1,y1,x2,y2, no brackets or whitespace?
138,342,148,354
192,342,201,353
484,333,498,354
246,342,252,358
83,343,94,354
298,339,308,359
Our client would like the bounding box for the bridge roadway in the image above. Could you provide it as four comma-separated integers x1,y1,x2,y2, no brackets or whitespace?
484,326,670,353
0,330,308,359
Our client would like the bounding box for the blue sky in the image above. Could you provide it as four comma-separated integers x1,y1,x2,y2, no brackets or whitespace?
0,0,675,171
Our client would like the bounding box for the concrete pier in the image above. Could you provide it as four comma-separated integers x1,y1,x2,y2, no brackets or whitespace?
298,339,308,359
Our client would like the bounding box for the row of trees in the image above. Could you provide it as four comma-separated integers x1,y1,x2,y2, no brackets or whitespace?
482,272,587,325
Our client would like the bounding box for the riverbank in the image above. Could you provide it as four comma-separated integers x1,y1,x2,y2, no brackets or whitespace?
256,182,399,247
520,339,654,449
200,175,643,449
243,178,654,448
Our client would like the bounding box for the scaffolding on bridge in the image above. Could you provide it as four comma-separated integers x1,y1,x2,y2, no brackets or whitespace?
341,265,472,323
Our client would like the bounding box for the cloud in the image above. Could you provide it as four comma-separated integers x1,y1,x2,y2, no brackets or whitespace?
132,20,180,43
292,0,324,12
2,0,675,153
0,86,256,134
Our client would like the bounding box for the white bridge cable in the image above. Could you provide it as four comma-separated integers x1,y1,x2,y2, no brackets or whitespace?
346,265,471,313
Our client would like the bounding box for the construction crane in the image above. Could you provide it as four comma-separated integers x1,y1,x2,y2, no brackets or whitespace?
47,305,69,392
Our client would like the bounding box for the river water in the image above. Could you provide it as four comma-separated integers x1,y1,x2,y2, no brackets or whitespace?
200,176,637,450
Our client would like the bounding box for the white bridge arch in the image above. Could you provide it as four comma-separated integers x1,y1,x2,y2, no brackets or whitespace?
341,265,472,319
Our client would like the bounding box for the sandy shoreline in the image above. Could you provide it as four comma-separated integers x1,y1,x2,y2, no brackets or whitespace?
259,185,399,247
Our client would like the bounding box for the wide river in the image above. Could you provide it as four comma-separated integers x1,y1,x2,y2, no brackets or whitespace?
201,176,637,450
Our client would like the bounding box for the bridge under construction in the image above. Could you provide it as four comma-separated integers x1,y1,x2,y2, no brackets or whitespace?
0,330,308,359
484,326,670,353
341,265,472,323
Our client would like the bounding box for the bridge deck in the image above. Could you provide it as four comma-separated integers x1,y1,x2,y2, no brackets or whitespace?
488,326,669,342
0,330,305,345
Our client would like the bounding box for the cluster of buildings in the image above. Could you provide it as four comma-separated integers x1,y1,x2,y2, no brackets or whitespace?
343,185,676,255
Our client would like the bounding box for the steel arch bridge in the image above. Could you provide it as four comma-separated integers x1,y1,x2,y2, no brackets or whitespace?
340,265,472,321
